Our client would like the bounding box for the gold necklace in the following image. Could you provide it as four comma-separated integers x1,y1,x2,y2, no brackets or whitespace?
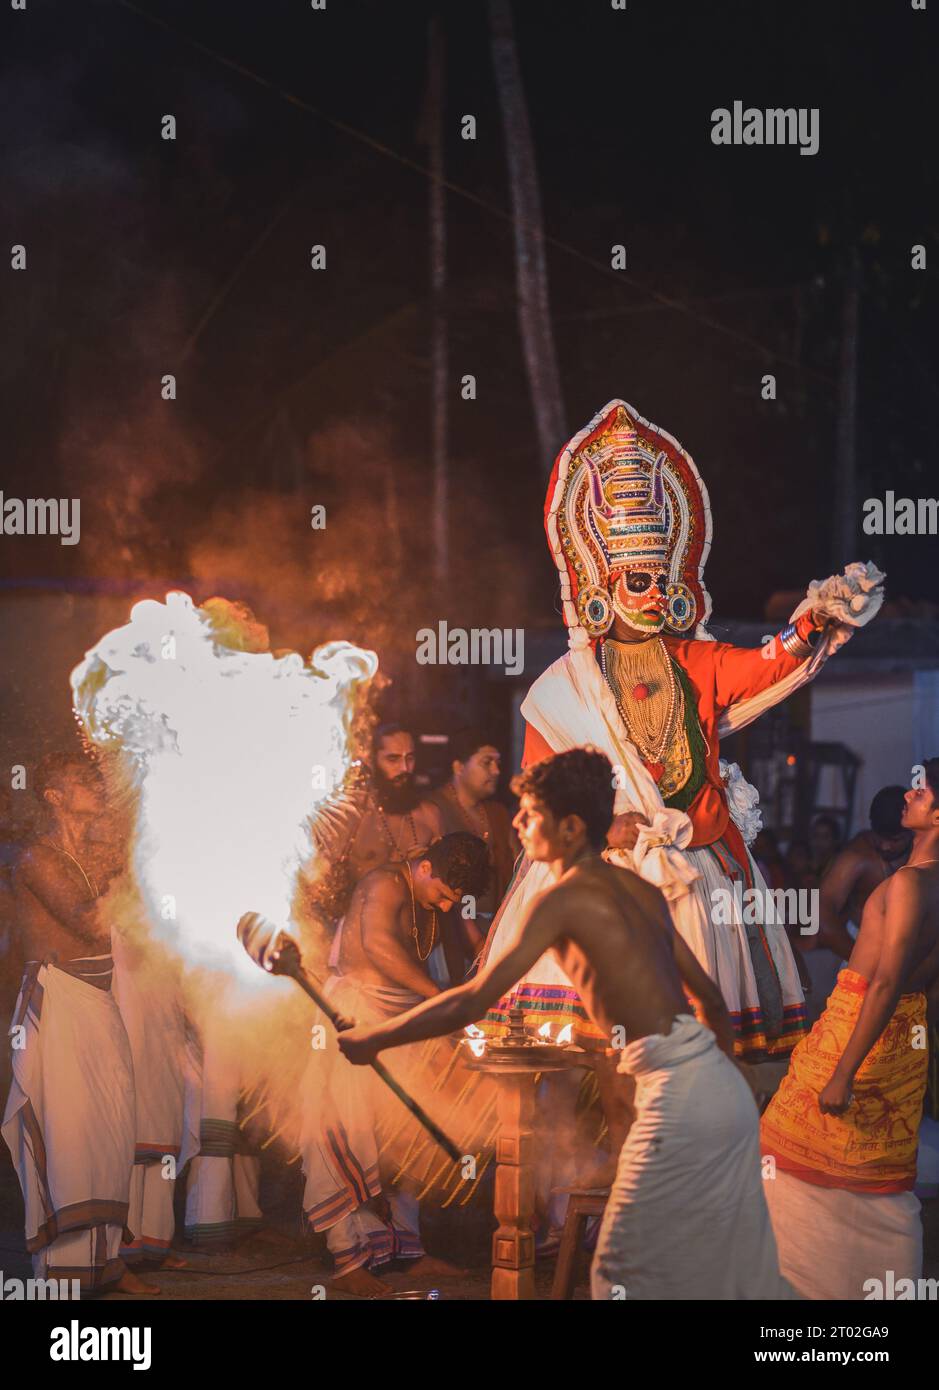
42,840,99,899
404,861,437,961
600,637,680,764
374,797,417,860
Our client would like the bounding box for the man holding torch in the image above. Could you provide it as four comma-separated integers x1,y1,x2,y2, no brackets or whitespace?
338,748,793,1300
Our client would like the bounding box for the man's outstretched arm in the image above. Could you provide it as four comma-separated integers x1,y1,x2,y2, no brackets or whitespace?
819,868,923,1115
339,890,561,1064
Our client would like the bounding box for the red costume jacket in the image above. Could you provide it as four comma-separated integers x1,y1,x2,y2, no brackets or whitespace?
522,612,818,871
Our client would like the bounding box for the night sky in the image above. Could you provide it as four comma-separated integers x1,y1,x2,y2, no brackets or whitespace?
1,0,937,654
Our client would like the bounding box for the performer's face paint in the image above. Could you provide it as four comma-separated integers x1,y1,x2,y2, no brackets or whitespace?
610,567,669,635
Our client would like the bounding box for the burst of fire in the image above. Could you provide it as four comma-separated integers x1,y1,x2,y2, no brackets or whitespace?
464,1023,486,1058
71,592,377,982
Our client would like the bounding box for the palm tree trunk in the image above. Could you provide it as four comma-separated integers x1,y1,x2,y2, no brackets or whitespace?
427,15,449,587
489,0,565,476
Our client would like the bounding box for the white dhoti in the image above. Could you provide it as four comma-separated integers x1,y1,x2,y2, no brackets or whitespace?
182,1021,262,1250
112,935,188,1262
591,1016,792,1300
301,975,424,1275
2,956,135,1290
765,1172,921,1300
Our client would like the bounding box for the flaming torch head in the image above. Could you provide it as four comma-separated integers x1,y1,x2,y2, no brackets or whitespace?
236,912,301,979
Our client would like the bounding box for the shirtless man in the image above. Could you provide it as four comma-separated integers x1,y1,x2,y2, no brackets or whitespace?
345,724,444,882
339,748,792,1299
800,785,911,1022
276,830,489,1294
761,759,939,1299
2,752,155,1294
428,726,520,984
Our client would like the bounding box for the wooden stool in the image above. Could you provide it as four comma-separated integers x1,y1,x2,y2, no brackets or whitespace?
550,1187,609,1300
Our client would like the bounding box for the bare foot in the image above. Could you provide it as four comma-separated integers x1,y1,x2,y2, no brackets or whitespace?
115,1268,161,1295
406,1255,467,1280
160,1253,188,1270
330,1266,391,1296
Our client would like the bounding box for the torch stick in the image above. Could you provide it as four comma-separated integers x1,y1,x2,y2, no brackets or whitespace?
236,914,462,1164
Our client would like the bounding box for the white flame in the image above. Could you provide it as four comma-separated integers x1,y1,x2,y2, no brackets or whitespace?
556,1023,573,1045
537,1022,552,1039
71,592,377,982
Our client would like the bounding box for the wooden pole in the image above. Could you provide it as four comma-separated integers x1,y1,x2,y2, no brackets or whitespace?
489,0,566,477
237,920,462,1163
427,15,449,588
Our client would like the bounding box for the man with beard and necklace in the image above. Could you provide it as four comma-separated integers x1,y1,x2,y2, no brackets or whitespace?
799,785,912,1024
345,724,444,884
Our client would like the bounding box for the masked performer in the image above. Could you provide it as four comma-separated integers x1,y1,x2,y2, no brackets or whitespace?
482,399,885,1063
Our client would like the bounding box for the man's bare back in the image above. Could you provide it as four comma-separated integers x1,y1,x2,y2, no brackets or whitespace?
542,858,697,1047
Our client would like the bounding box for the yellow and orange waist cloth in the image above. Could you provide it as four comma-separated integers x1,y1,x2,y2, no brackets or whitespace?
761,968,927,1194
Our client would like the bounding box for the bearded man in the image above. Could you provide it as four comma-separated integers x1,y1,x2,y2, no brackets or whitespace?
344,724,443,882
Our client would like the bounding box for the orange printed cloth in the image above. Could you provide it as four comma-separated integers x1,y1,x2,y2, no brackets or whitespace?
761,968,927,1193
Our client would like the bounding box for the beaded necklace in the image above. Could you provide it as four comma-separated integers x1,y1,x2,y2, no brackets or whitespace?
403,861,437,961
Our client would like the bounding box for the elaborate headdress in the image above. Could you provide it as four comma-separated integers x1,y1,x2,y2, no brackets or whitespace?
545,399,713,644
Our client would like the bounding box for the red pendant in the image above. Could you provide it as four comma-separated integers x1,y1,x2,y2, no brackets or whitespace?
646,761,665,782
631,683,650,701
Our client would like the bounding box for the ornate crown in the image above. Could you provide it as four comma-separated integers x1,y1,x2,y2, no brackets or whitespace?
545,400,713,640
